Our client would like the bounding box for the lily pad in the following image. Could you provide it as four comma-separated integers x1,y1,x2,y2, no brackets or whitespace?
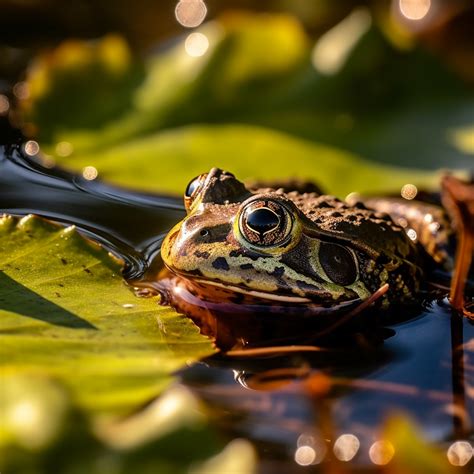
0,214,215,417
57,123,442,197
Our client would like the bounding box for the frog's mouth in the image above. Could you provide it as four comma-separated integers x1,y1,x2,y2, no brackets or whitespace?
165,267,362,308
194,278,314,304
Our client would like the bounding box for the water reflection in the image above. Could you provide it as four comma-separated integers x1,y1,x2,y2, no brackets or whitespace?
177,302,474,469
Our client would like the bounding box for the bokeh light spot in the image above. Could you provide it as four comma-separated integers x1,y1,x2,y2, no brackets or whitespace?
399,0,431,20
0,94,10,115
406,228,418,241
369,440,395,465
13,81,30,100
185,32,209,57
24,140,40,156
55,141,74,157
333,434,360,462
295,446,316,466
175,0,207,28
447,441,473,466
401,183,418,200
82,166,98,181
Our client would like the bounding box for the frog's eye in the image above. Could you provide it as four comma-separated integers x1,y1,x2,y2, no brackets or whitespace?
184,174,206,211
318,242,358,286
239,199,292,247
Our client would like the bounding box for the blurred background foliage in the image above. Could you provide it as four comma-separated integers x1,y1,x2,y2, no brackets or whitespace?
1,0,474,195
1,0,474,472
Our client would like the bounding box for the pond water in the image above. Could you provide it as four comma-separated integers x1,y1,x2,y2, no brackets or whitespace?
1,142,473,472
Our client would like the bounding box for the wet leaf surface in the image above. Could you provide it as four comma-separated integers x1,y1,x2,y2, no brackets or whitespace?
56,123,441,197
0,214,215,416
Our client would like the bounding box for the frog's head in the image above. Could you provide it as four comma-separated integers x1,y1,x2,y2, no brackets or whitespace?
161,168,422,307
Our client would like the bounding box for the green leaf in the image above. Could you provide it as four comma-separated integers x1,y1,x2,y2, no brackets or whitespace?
21,14,309,156
21,35,145,145
57,124,441,197
383,416,457,474
0,378,225,474
0,215,215,417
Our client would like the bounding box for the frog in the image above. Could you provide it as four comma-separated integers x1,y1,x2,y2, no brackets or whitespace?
160,168,454,314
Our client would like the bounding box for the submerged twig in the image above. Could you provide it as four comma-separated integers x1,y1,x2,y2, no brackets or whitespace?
224,345,326,358
309,282,390,339
441,176,474,317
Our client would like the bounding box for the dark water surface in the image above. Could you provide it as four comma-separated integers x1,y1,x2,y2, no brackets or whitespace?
1,144,473,472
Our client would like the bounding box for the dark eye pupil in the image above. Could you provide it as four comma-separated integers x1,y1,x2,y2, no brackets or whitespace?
319,242,357,286
185,176,201,198
246,208,280,235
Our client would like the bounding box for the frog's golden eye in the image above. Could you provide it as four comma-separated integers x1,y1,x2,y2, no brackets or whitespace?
318,242,358,286
239,199,292,247
184,174,206,211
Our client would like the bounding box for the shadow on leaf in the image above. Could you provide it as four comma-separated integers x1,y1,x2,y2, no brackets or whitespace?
0,271,96,329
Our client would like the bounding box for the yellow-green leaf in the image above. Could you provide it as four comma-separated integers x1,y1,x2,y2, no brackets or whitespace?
0,215,214,417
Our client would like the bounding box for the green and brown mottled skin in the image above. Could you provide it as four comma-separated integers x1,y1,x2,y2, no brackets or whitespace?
161,168,453,310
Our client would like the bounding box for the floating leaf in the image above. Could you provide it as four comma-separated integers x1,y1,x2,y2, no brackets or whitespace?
0,215,215,417
56,124,441,197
